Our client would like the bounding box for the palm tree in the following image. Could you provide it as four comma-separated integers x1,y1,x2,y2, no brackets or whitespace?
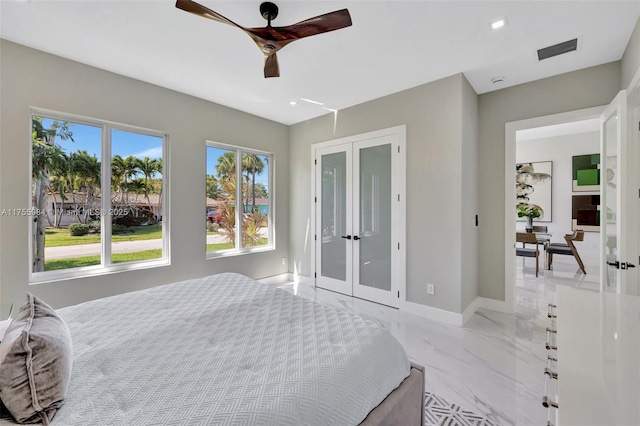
49,152,72,227
155,158,164,221
216,151,236,177
70,150,101,223
111,154,138,207
242,154,264,212
135,156,161,217
31,117,73,272
206,174,220,199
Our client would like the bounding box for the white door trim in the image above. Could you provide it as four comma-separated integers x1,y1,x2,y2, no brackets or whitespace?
600,91,628,294
505,106,606,313
311,125,406,307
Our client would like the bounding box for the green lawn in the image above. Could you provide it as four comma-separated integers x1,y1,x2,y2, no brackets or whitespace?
206,238,268,252
44,249,163,271
206,242,235,251
45,224,162,247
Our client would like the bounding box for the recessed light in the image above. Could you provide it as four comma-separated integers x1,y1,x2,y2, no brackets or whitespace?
289,101,297,106
490,17,507,31
491,76,506,84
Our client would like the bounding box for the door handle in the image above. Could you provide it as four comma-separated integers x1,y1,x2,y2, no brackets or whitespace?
353,235,361,241
606,260,636,270
341,235,352,240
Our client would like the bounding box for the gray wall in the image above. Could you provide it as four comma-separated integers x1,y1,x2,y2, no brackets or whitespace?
477,62,621,301
0,40,289,316
622,17,640,89
461,76,479,311
289,74,477,314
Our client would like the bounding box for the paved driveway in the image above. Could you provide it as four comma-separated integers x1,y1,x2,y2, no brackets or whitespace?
45,234,230,259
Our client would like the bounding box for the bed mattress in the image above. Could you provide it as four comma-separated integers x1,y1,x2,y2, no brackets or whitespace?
0,273,410,425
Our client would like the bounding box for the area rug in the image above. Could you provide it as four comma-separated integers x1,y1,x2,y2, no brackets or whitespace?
425,392,497,426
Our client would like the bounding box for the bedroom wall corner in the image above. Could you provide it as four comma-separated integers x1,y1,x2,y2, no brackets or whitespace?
621,16,640,90
0,40,290,314
460,74,479,313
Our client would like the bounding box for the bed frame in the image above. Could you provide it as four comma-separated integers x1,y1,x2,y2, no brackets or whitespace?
359,362,425,426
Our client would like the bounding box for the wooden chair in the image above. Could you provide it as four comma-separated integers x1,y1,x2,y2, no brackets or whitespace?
521,225,549,248
546,230,586,274
516,232,540,277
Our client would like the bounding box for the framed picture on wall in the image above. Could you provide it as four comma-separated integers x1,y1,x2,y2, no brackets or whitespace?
572,194,600,232
572,154,600,191
516,161,552,222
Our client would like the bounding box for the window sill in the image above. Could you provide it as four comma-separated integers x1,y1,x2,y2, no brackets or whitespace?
29,258,170,285
206,245,274,260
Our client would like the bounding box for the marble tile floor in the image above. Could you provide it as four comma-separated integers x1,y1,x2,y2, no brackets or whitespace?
276,256,599,426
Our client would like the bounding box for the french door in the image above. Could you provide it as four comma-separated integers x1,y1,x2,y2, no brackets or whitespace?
314,133,402,308
601,85,640,295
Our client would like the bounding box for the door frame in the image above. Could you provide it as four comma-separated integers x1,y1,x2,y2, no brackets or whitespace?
600,91,628,293
625,68,640,295
505,106,605,312
310,125,406,305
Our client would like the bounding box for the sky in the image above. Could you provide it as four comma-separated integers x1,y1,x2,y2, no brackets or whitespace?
206,146,269,189
41,118,267,188
43,119,163,161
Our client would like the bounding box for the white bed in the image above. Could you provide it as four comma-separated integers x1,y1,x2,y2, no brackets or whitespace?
0,273,420,425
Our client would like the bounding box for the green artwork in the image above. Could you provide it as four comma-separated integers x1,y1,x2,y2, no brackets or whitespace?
572,154,600,191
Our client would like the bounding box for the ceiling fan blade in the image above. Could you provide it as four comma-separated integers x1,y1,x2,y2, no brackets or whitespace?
264,53,280,78
246,9,352,43
175,0,242,29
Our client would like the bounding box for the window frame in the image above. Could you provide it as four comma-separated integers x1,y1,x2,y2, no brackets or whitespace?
205,140,274,259
29,108,170,284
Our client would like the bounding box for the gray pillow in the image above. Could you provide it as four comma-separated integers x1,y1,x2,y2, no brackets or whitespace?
0,294,72,425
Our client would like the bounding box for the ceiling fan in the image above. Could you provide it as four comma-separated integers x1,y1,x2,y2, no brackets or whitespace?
175,0,352,78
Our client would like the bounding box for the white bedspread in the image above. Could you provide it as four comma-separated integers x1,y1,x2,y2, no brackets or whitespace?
0,273,410,425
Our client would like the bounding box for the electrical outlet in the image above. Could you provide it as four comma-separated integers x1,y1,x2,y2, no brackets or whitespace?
281,257,286,265
427,283,435,295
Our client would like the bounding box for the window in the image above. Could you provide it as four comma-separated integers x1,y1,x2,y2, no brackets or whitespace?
30,110,168,281
206,142,272,256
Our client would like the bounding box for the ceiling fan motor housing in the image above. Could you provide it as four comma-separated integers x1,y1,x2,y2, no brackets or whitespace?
260,2,279,22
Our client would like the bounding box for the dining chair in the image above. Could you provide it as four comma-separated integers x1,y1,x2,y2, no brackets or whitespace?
516,232,540,277
521,225,549,247
546,230,586,274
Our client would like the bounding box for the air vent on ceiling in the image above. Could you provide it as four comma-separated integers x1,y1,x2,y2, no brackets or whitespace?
537,38,578,61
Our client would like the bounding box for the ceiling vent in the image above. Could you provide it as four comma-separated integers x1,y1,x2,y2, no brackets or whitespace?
537,38,578,61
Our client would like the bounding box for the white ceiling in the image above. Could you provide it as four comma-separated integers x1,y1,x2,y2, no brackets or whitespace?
1,1,638,125
517,119,600,142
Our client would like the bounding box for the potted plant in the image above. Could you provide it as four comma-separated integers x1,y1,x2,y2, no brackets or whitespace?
518,206,541,232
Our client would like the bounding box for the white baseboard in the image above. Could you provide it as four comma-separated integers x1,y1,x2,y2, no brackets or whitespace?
288,273,315,287
400,301,464,327
281,274,513,327
462,297,483,326
256,273,290,285
477,296,513,314
461,296,513,325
